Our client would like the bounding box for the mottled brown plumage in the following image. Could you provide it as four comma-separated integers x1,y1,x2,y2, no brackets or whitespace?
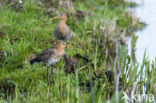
50,13,72,41
30,42,66,66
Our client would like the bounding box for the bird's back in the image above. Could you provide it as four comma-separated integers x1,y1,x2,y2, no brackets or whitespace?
30,47,61,65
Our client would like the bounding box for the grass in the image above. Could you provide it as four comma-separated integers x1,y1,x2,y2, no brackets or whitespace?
0,0,155,102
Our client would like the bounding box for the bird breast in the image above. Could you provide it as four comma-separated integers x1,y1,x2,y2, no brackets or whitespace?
47,57,61,66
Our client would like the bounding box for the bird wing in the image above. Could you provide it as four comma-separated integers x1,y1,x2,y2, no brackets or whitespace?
35,47,56,63
54,26,64,39
54,25,72,40
65,26,72,36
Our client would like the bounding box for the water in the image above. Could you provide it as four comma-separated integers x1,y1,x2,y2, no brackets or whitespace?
127,0,156,63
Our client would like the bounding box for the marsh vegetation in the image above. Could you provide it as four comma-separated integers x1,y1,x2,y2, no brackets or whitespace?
0,0,155,102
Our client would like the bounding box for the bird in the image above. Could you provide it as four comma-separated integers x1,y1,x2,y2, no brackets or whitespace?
30,42,68,84
50,13,72,54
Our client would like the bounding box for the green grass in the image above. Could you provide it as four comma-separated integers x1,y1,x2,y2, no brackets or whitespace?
0,0,155,102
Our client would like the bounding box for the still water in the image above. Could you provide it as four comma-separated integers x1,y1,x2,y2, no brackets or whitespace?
127,0,156,63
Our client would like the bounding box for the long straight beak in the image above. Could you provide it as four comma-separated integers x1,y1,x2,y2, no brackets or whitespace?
49,16,59,21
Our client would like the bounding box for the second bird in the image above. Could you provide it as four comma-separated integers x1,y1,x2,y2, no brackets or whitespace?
50,13,72,41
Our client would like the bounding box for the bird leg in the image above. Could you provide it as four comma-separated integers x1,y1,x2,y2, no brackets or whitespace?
66,41,68,56
51,65,55,84
47,66,49,85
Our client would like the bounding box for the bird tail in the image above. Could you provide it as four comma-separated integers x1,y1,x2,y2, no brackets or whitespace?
30,57,39,65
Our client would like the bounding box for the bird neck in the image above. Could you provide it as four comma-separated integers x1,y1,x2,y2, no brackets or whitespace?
60,17,67,24
58,19,66,30
56,45,64,52
57,47,65,55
